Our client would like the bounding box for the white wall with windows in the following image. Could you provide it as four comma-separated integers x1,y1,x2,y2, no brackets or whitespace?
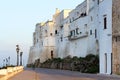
98,0,112,74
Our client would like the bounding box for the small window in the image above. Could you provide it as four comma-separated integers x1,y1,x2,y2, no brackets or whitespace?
50,33,53,36
77,12,79,16
104,17,107,29
80,32,82,34
76,28,79,34
90,30,92,35
55,30,57,34
105,53,107,73
95,29,97,38
97,0,99,4
91,16,93,21
37,39,38,43
61,37,63,42
60,25,63,29
51,50,53,59
73,30,75,36
70,19,71,23
70,31,72,36
72,17,74,21
42,41,43,46
45,30,47,33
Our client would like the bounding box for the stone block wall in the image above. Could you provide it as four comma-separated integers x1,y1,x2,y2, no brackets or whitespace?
112,0,120,74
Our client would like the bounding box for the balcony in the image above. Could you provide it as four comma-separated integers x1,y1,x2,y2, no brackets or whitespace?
68,31,88,40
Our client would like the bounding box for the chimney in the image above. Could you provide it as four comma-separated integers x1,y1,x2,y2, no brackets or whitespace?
55,8,60,14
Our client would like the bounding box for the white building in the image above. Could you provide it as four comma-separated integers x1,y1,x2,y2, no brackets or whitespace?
28,0,120,74
53,9,71,58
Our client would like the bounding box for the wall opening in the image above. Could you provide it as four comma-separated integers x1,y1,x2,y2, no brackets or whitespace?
51,50,53,59
55,30,57,34
95,29,97,38
104,17,107,29
90,30,92,35
105,53,107,73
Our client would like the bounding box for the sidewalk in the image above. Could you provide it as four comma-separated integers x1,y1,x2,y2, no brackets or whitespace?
8,70,39,80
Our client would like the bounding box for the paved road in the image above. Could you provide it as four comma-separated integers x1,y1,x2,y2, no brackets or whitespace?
8,68,120,80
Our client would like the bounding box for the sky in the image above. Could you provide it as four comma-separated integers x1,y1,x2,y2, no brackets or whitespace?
0,0,84,67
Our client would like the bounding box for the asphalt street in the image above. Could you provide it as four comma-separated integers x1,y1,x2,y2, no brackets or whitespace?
8,68,120,80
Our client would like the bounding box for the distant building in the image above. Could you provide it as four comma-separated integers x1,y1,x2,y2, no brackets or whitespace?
28,0,120,74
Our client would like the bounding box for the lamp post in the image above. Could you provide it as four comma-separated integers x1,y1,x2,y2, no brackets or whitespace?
6,58,8,67
20,52,23,66
8,56,10,66
3,59,5,67
16,45,20,66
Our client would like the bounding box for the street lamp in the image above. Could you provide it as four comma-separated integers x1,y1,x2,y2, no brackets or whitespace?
6,58,8,67
8,56,10,66
20,52,23,66
16,45,20,66
3,59,5,67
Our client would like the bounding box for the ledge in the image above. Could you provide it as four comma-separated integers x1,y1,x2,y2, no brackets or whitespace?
0,66,24,80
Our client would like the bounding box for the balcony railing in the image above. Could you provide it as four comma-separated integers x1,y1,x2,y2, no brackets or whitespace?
68,31,88,40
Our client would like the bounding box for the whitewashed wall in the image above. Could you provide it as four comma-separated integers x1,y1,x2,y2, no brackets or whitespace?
99,0,112,74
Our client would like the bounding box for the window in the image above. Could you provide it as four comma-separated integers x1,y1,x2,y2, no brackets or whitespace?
91,16,93,21
51,50,53,59
104,17,107,29
70,19,71,23
70,31,72,36
37,39,38,43
72,17,74,21
105,53,107,73
61,37,63,42
45,30,47,33
97,0,99,4
90,30,92,35
50,33,53,36
42,41,43,46
76,28,79,34
77,12,79,16
60,25,63,29
95,29,97,38
73,30,75,36
55,30,57,34
80,32,82,34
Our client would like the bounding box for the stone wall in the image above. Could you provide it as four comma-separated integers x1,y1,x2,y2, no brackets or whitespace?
27,54,99,73
112,0,120,74
0,66,24,80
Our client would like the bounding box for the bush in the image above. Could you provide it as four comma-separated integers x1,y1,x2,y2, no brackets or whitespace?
34,54,99,74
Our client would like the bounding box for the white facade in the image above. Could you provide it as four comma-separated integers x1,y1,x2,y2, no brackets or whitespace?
53,9,71,58
28,0,120,74
68,0,99,57
98,0,112,74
